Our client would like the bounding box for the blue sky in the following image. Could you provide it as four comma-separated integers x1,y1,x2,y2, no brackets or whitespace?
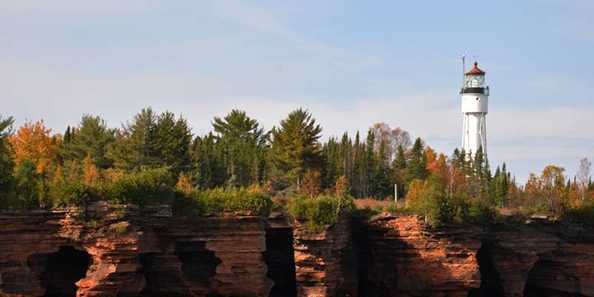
2,0,593,182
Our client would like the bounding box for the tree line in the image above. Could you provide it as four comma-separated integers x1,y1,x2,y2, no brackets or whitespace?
0,108,592,224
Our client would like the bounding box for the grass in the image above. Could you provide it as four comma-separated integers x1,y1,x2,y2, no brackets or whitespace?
173,187,273,217
287,194,354,233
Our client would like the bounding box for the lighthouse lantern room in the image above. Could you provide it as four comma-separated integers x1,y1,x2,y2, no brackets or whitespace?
460,62,489,157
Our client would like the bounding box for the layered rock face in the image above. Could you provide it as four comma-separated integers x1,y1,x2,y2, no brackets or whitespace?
0,202,272,297
489,221,594,297
3,204,594,297
357,215,482,297
292,213,358,297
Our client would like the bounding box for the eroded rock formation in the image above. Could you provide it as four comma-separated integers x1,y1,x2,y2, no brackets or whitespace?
0,202,272,297
357,214,482,297
292,213,358,297
489,220,594,297
2,204,594,297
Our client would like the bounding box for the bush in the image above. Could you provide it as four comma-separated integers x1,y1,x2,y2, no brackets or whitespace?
561,202,594,226
406,177,496,227
287,194,354,232
101,167,176,206
173,187,273,217
57,180,94,207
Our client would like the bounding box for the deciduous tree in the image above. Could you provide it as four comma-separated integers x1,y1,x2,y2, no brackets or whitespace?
9,120,58,174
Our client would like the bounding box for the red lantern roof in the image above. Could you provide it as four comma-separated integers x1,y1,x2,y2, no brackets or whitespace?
465,62,485,75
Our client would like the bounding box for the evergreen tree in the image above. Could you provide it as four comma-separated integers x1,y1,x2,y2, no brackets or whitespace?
108,108,157,170
14,160,41,209
393,144,407,198
212,110,268,186
364,129,377,197
190,133,226,189
373,137,393,198
352,131,366,197
0,116,15,207
271,109,322,189
61,115,115,168
152,112,192,173
107,108,191,172
321,137,339,190
406,138,428,183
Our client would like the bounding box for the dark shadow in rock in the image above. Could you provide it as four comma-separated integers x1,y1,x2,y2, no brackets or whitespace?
265,224,297,297
175,241,221,284
28,246,91,297
468,240,504,297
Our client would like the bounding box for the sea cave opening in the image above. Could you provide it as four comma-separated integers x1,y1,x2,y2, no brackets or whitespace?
522,257,572,297
175,241,221,284
468,240,504,297
264,225,297,297
29,246,91,297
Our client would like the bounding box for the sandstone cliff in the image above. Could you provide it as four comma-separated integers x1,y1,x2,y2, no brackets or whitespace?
2,204,594,297
356,214,482,297
0,202,272,297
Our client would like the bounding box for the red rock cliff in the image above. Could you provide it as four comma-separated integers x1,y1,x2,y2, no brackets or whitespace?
358,214,482,297
292,213,357,297
0,202,272,297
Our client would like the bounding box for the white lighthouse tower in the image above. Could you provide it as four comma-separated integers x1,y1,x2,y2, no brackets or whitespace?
460,61,489,156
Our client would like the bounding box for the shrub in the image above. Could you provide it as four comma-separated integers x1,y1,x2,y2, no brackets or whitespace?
561,202,594,226
173,187,273,217
287,194,354,232
101,167,176,206
405,176,496,227
58,180,94,207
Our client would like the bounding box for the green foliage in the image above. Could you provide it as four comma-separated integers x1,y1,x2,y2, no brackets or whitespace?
190,133,227,189
0,116,15,208
271,109,322,189
287,194,354,232
151,111,192,173
406,175,496,227
56,180,93,207
102,167,176,206
61,115,115,168
405,138,428,184
212,110,269,187
173,187,273,217
107,108,191,172
14,160,41,209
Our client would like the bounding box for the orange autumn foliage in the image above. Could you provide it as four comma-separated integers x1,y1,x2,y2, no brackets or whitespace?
82,155,101,186
175,173,194,195
9,120,58,173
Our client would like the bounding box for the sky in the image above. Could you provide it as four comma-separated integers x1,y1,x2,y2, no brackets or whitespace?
1,0,593,182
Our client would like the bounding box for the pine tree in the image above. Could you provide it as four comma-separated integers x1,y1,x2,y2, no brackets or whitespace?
107,108,191,173
152,112,192,173
212,110,268,187
364,129,377,197
0,116,15,208
190,133,226,189
271,109,322,189
14,160,41,209
321,137,339,190
107,108,157,170
406,138,428,183
61,115,115,168
352,132,366,197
